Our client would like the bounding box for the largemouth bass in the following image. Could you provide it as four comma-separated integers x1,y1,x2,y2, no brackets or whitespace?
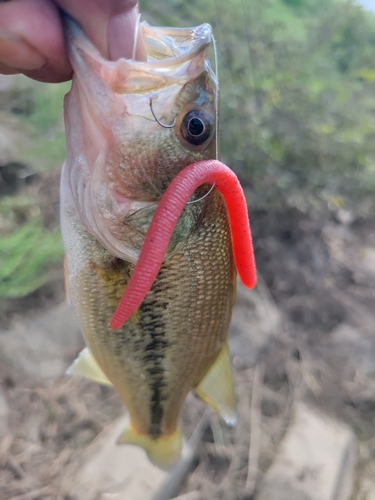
61,15,256,469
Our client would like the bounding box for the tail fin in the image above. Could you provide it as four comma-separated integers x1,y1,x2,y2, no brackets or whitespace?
117,424,182,470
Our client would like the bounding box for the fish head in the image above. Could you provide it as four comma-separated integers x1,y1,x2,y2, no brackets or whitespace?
63,17,218,262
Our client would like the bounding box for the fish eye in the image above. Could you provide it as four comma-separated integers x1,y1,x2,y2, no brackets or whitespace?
180,110,213,146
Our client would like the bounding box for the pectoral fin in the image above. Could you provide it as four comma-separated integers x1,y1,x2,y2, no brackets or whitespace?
195,343,237,426
118,424,182,471
66,347,112,386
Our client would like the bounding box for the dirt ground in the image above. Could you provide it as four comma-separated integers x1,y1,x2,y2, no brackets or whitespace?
2,196,375,499
1,75,375,499
175,201,375,500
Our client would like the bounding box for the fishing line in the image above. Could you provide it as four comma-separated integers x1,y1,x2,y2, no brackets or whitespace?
186,183,215,204
184,10,219,205
149,97,177,128
132,13,142,61
185,29,220,206
212,33,220,160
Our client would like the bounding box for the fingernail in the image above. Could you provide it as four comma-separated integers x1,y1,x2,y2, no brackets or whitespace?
0,30,46,71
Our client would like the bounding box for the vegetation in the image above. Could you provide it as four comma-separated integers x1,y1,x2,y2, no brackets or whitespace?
2,0,375,299
0,80,68,299
23,81,69,168
0,217,63,299
143,0,375,209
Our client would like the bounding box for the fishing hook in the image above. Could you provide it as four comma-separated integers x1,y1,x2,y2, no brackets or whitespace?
149,97,177,128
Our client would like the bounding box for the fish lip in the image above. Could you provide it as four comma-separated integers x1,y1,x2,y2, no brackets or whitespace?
64,14,212,67
63,13,214,92
137,22,213,69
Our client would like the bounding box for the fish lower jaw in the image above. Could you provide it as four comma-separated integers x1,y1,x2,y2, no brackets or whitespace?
84,195,158,263
85,222,140,265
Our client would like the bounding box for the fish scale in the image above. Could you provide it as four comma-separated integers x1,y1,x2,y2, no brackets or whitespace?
63,189,235,438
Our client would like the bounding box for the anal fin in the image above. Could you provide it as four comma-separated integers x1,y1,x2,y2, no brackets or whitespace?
66,347,113,386
195,342,237,426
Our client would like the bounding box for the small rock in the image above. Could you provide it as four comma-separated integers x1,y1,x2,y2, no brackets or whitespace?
64,413,208,500
256,403,356,500
65,415,168,500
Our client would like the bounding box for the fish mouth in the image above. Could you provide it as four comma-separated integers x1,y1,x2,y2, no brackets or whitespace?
63,14,214,93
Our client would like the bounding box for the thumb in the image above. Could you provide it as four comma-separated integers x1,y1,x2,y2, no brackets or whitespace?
55,0,146,60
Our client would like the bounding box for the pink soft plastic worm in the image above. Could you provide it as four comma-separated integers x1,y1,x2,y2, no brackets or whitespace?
110,160,257,330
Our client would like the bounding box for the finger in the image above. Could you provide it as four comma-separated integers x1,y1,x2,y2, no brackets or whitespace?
55,0,146,60
0,0,72,82
0,30,46,70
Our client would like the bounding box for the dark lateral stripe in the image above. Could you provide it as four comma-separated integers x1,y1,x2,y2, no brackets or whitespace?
148,380,164,437
139,280,169,438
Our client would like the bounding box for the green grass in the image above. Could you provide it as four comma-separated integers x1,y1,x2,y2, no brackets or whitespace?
26,82,70,132
0,218,64,299
0,79,69,299
18,81,69,171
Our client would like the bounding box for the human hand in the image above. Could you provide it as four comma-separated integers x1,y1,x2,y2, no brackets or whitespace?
0,0,143,83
